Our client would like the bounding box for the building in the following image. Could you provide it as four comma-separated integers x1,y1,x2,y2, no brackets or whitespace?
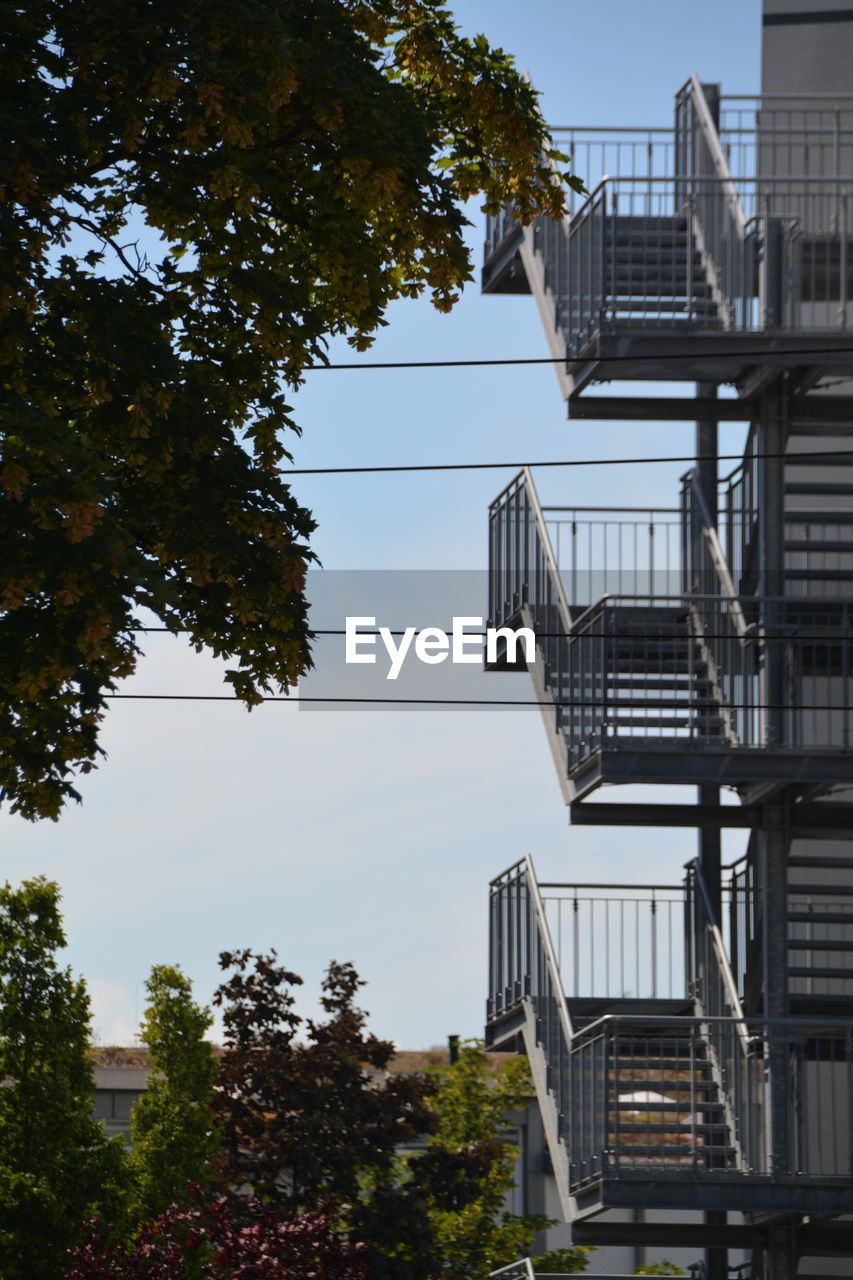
481,4,853,1279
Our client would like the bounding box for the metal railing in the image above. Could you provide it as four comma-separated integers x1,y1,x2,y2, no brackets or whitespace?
484,82,853,347
542,506,681,606
489,469,573,639
485,205,524,259
488,856,574,1063
540,882,686,1001
727,844,757,1009
490,1269,691,1280
567,1014,853,1189
720,427,758,594
489,470,853,765
719,95,853,185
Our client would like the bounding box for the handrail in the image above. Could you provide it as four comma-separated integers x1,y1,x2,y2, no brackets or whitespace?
522,467,574,635
538,881,682,891
571,1011,853,1039
690,858,751,1060
687,74,747,239
541,506,680,514
489,1262,535,1280
524,854,575,1042
688,473,749,641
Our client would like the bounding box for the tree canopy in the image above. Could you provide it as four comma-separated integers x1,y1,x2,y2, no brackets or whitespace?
0,877,125,1280
1,0,577,821
127,964,221,1226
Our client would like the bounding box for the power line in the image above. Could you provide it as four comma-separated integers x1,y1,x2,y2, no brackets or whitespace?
304,347,853,371
133,628,853,642
105,694,849,712
281,448,853,476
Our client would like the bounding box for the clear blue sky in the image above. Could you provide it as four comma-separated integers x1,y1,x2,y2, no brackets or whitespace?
1,1,761,1047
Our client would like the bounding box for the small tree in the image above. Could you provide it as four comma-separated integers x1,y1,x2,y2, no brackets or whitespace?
427,1040,593,1278
0,877,125,1280
213,953,543,1280
127,965,221,1225
213,953,436,1211
67,1189,369,1280
635,1263,685,1276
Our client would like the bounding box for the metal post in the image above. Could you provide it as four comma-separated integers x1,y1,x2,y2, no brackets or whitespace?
694,383,727,1280
757,397,787,744
762,805,790,1179
766,1226,797,1280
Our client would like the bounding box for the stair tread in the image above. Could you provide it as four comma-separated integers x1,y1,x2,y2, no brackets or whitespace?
786,482,853,495
784,567,853,579
789,855,853,868
604,1152,732,1162
789,883,853,897
785,540,853,552
785,510,853,523
789,965,853,979
605,715,720,728
615,1121,729,1134
789,910,853,924
616,1100,721,1112
615,1079,717,1093
789,939,853,951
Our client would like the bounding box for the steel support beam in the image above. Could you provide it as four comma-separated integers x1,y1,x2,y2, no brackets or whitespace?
566,394,853,421
571,1222,767,1249
572,1220,853,1253
568,802,853,831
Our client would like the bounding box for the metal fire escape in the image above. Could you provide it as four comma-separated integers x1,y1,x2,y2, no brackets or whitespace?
483,75,853,1280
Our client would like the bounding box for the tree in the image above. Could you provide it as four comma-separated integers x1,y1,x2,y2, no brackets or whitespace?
213,952,550,1280
427,1040,592,1277
634,1263,685,1276
127,965,221,1226
67,1190,369,1280
0,877,126,1280
1,0,579,821
213,952,436,1208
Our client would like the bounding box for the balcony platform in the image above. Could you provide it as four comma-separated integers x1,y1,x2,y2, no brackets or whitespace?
572,1169,853,1220
568,742,853,801
566,330,853,394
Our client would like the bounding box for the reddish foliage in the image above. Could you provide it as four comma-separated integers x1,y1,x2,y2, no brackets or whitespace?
65,1186,368,1280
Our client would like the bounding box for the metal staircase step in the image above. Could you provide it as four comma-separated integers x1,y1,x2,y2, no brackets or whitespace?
785,509,853,523
784,568,853,580
613,661,702,674
785,482,853,496
615,1121,729,1136
604,697,717,709
606,715,717,728
614,1054,712,1069
608,1143,734,1158
616,1100,721,1112
785,539,853,553
615,1078,716,1094
611,676,697,688
789,883,853,896
789,855,853,869
789,966,853,979
789,910,853,925
611,300,718,313
789,939,853,952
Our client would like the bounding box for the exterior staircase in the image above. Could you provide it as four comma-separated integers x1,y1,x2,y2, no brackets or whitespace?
488,856,853,1229
606,215,719,328
564,604,725,750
